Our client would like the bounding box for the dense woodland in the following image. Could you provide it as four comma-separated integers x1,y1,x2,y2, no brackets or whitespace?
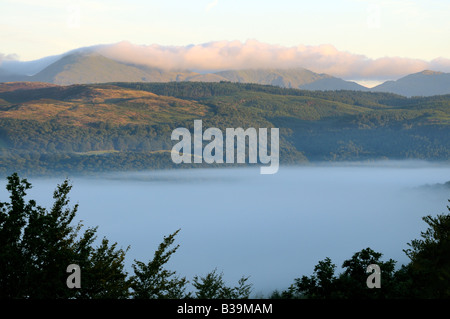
0,81,449,176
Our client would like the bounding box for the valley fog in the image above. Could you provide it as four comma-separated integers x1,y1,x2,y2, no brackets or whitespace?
2,161,449,296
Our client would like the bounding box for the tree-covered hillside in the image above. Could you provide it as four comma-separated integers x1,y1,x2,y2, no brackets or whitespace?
0,81,449,176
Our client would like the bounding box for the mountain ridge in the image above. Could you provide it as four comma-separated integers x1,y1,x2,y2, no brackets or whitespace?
1,51,449,96
0,52,370,91
371,70,450,97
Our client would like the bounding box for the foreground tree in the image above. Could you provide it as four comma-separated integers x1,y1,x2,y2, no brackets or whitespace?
130,229,188,299
278,200,450,299
287,248,396,299
130,231,253,299
403,202,450,298
336,247,397,299
192,268,253,299
0,173,130,298
290,257,338,299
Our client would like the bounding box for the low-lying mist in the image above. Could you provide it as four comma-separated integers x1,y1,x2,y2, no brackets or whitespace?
1,160,449,296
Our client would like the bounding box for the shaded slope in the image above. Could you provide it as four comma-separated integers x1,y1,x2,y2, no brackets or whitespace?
371,70,450,97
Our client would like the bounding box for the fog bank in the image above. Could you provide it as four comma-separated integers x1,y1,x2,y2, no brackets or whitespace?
1,162,449,296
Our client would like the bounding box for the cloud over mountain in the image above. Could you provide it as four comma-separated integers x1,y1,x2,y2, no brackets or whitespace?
0,53,19,64
92,40,450,81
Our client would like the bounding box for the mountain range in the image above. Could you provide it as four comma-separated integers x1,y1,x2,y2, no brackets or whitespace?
1,50,449,97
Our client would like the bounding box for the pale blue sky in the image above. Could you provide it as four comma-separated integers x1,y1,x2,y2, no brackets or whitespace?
1,0,449,61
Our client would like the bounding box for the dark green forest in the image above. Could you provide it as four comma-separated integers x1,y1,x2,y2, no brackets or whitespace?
1,81,449,176
1,173,449,299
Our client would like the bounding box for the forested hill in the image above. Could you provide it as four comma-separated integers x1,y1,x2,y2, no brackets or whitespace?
0,81,449,176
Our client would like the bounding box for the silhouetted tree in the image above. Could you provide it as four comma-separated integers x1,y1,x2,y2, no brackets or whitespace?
130,229,188,299
192,268,252,299
293,257,337,299
288,248,397,299
404,201,450,298
0,173,130,298
336,247,397,299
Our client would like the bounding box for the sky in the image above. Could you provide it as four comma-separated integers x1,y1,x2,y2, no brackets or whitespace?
1,0,450,85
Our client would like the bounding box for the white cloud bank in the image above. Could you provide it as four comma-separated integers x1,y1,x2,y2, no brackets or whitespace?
3,40,449,83
92,40,450,81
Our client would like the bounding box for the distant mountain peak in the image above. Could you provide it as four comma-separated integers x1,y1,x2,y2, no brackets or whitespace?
417,70,444,75
1,50,449,96
372,70,450,97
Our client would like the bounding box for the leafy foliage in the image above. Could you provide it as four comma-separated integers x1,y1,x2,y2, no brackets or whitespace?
131,229,188,299
0,173,130,298
280,249,397,299
192,269,252,299
277,203,450,299
403,203,450,298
